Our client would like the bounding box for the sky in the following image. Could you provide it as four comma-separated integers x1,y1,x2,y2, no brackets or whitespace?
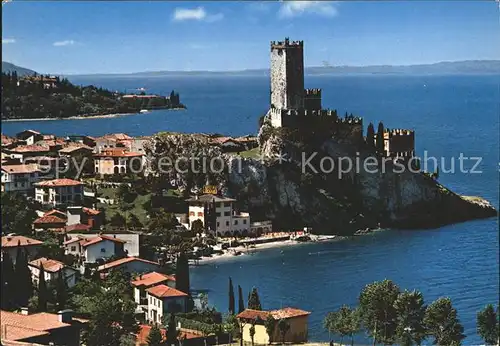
2,1,500,74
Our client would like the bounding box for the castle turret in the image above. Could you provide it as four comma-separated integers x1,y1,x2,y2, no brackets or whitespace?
270,37,304,110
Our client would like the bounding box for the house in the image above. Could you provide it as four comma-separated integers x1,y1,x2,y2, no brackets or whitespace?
136,324,205,346
4,145,52,162
146,284,189,323
32,214,67,231
209,136,245,153
28,257,79,288
58,144,94,158
94,133,133,153
250,220,274,237
93,148,144,175
65,230,139,256
1,134,16,148
1,164,40,194
98,256,160,275
15,130,43,145
0,309,86,346
237,307,311,344
186,194,251,237
1,235,43,264
63,234,126,263
66,206,103,230
131,272,176,306
65,135,96,148
34,178,84,207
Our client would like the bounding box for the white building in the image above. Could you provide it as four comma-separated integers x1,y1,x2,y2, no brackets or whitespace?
63,235,126,263
146,284,188,324
93,148,144,176
28,257,79,288
65,231,139,257
34,178,84,207
1,235,43,264
186,194,251,237
1,164,40,194
131,272,176,306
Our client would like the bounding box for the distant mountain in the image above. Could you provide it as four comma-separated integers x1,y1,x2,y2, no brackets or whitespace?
71,60,500,78
2,62,37,76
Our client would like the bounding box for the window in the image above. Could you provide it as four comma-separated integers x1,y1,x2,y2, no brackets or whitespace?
234,220,238,225
101,248,106,253
197,212,203,217
189,211,195,216
224,211,230,216
71,246,76,251
216,222,220,227
243,220,247,224
216,212,221,217
226,221,229,226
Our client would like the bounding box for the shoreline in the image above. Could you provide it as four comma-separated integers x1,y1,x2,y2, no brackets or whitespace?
191,231,380,265
1,107,186,122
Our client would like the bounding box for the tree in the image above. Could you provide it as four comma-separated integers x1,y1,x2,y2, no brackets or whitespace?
264,315,276,345
376,121,385,155
146,323,164,346
37,265,48,312
247,287,262,310
15,246,33,308
424,297,465,345
359,279,400,345
175,252,190,295
191,219,204,234
249,321,256,346
277,318,290,344
238,285,245,314
1,192,38,235
477,304,499,345
366,122,375,149
394,290,427,346
324,305,360,345
1,251,15,309
128,213,143,230
228,277,235,314
223,313,239,345
54,271,68,311
110,212,126,228
165,313,178,346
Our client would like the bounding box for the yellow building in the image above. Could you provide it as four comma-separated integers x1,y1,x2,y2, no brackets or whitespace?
237,307,311,345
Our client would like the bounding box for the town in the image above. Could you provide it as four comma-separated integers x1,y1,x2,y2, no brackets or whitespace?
2,37,495,346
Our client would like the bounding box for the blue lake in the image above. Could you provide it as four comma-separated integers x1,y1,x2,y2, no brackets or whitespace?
2,74,499,343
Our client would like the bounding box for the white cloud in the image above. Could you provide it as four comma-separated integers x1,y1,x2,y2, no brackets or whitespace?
173,7,223,22
2,38,16,44
279,1,338,18
53,40,75,47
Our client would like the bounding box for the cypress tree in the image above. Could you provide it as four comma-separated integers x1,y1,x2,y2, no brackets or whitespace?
228,277,235,314
248,287,262,310
37,265,48,312
366,122,375,149
1,251,15,309
15,246,33,307
175,253,190,295
147,323,163,346
376,122,385,155
166,313,177,345
55,271,68,310
238,285,245,313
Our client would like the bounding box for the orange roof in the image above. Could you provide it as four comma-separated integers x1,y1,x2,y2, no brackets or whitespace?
146,284,188,298
83,207,101,216
0,324,50,342
1,311,72,335
28,257,66,273
63,236,87,246
136,325,203,345
59,144,93,154
131,272,175,287
33,215,66,225
10,145,50,153
43,209,67,219
98,256,159,272
35,178,83,187
237,307,311,321
99,133,133,141
82,235,126,248
65,223,91,232
36,139,65,147
1,134,15,146
94,148,143,158
1,164,39,174
1,236,43,248
210,136,235,144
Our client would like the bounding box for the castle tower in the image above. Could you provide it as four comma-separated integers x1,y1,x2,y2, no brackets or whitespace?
270,38,304,110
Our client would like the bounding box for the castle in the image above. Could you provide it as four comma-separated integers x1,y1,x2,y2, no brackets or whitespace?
266,38,363,141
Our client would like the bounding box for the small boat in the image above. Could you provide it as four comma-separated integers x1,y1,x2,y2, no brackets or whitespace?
232,250,242,256
140,109,149,114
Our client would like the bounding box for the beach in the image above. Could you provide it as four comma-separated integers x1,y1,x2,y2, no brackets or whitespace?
1,113,135,122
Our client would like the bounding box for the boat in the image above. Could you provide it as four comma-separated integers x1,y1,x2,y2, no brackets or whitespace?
140,109,149,114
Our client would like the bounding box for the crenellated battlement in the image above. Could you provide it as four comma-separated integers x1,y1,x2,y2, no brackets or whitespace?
304,88,322,96
271,37,303,49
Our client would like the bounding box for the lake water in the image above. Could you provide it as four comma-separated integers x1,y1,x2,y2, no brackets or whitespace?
2,74,499,343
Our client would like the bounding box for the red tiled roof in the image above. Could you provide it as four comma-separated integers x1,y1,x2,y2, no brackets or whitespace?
35,178,83,187
28,257,66,273
1,134,15,146
98,256,159,272
136,325,203,345
210,136,234,144
131,272,175,287
1,164,39,174
83,207,101,216
0,324,50,342
1,311,72,335
99,133,133,141
94,148,143,158
81,235,126,248
33,215,66,225
10,145,50,153
65,224,91,232
43,209,67,219
237,307,311,321
1,236,43,248
63,237,86,246
146,284,188,298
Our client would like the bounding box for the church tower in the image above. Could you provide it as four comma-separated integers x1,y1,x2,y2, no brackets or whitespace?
270,38,304,110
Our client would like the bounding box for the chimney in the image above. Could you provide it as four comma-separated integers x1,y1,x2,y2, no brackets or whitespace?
58,309,73,323
20,307,30,315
